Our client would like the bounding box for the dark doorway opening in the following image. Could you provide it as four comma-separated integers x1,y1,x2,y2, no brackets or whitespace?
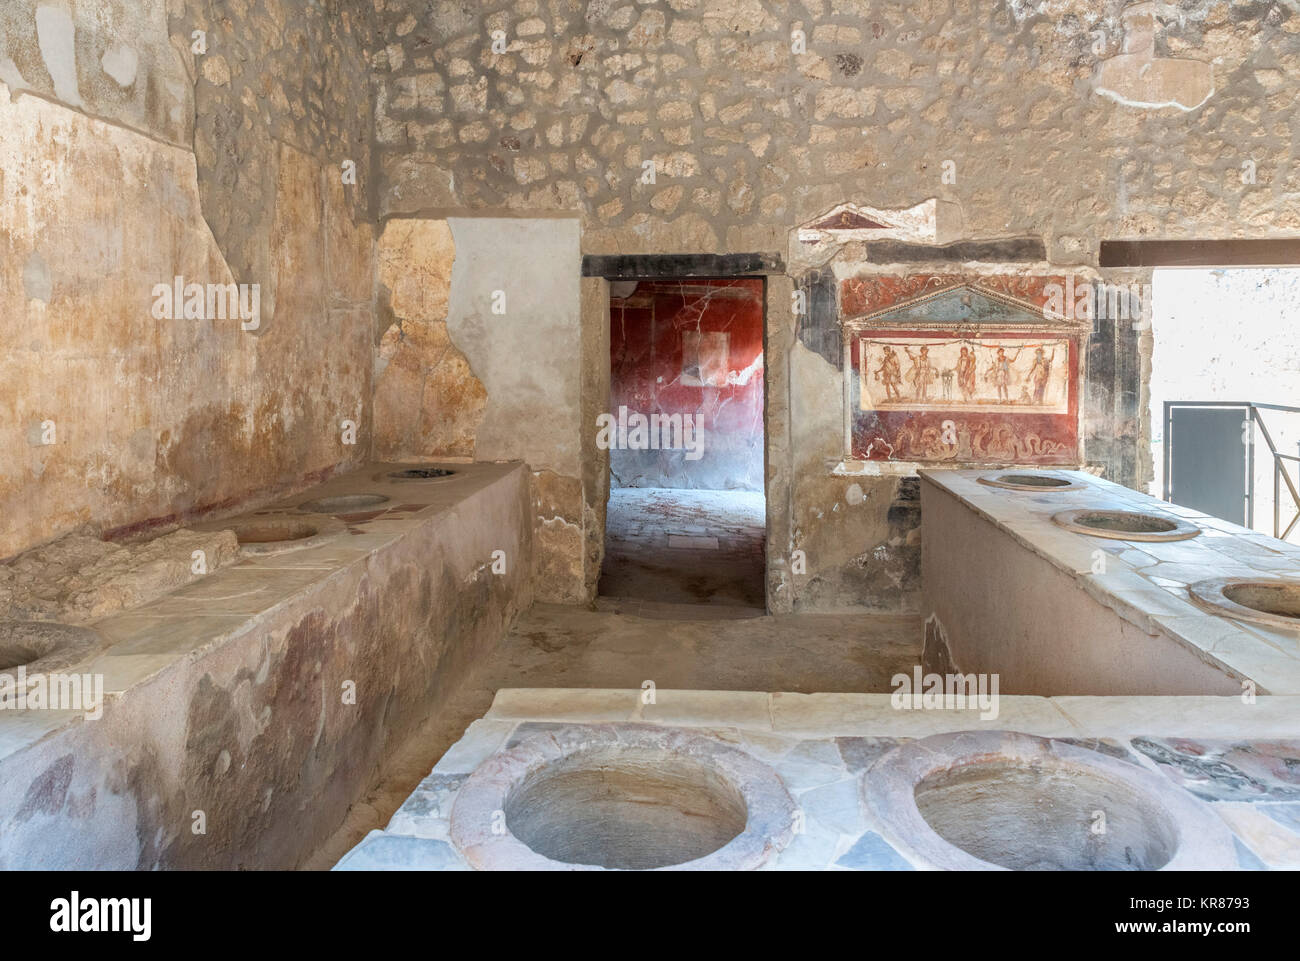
598,277,766,615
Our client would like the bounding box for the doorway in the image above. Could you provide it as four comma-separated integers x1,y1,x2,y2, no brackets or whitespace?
1150,267,1300,541
598,277,767,614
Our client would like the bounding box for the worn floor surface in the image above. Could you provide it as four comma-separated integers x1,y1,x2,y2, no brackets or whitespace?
598,487,766,612
306,602,921,868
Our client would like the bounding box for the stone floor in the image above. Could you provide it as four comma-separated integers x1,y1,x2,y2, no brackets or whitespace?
598,487,766,613
307,602,920,868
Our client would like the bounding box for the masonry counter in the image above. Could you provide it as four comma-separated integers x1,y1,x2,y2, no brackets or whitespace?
919,469,1300,696
0,461,532,869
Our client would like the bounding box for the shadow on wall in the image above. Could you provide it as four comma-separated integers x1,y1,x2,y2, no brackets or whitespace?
609,278,764,491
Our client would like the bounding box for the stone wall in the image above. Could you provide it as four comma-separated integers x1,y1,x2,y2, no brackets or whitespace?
172,0,378,331
370,0,1300,257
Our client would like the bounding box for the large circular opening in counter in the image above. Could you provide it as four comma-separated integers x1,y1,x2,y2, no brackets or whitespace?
1052,508,1200,542
977,473,1086,492
862,731,1238,871
1224,581,1300,620
207,512,346,556
0,621,102,673
234,519,319,543
449,725,796,871
915,760,1176,870
1190,577,1300,632
504,746,748,870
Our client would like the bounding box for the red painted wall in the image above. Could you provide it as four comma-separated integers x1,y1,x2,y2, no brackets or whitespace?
609,278,764,490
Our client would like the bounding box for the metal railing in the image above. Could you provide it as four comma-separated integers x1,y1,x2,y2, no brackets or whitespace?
1163,401,1300,542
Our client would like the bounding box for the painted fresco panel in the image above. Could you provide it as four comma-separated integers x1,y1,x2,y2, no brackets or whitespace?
842,275,1085,466
859,337,1072,413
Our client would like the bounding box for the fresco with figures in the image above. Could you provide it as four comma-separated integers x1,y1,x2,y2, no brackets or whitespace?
842,275,1086,465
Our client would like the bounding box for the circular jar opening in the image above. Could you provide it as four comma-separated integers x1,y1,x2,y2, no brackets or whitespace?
977,473,1086,492
1071,511,1178,534
232,519,319,544
998,474,1072,488
1222,581,1300,622
0,622,99,673
914,760,1178,870
298,493,390,513
388,468,455,480
504,746,749,870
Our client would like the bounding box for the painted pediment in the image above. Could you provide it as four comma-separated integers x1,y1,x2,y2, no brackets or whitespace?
845,281,1083,332
797,199,937,246
808,208,891,231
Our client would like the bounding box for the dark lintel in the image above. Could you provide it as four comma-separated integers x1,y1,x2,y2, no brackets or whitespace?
1100,238,1300,268
582,252,784,279
859,237,1046,263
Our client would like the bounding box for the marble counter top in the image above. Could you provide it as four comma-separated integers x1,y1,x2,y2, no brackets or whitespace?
0,461,523,764
335,688,1300,871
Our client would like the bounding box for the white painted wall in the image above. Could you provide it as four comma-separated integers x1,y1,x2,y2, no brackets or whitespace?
446,217,583,477
1150,267,1300,541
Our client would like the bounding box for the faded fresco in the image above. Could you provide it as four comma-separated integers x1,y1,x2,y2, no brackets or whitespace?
682,330,731,388
610,279,765,490
843,276,1086,465
859,337,1072,413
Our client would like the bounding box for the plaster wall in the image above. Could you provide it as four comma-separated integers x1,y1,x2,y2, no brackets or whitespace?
0,0,378,560
372,215,595,604
0,0,192,145
449,216,592,604
0,85,375,559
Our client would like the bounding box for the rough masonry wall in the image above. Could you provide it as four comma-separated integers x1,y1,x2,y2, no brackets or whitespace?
0,0,379,559
370,0,1300,256
173,0,378,330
